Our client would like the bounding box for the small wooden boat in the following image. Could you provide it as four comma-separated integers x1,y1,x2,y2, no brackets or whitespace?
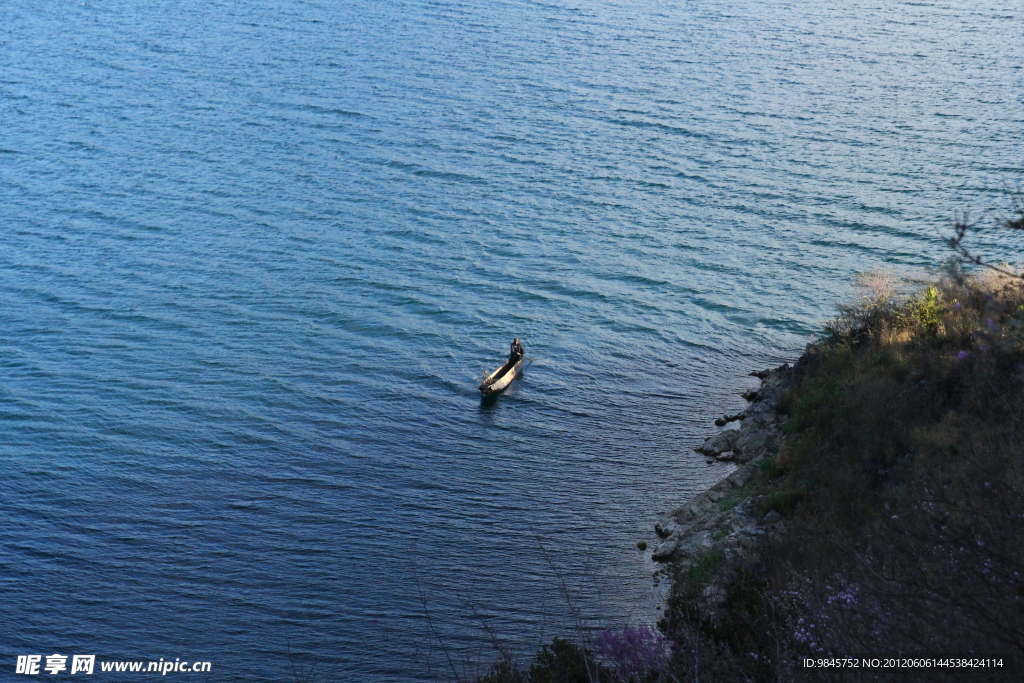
478,355,524,394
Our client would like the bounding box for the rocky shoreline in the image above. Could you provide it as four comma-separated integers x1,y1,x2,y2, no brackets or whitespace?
650,359,802,615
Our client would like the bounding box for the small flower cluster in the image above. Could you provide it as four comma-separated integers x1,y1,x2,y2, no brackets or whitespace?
595,624,672,682
826,583,859,607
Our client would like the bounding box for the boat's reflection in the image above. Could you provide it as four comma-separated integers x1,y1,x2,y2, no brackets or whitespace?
479,393,501,410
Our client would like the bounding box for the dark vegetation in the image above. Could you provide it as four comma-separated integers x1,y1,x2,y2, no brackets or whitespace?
466,206,1024,682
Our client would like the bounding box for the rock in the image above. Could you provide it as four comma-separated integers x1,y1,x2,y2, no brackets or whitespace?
652,538,678,562
736,527,765,541
714,411,745,427
724,547,749,563
762,509,783,525
747,401,777,427
710,480,731,494
637,540,647,551
702,583,725,599
736,428,769,456
754,364,793,409
694,429,740,455
685,530,714,553
794,346,815,375
654,359,797,596
727,466,754,488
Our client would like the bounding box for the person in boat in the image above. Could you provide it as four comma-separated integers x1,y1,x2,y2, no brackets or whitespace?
509,338,525,362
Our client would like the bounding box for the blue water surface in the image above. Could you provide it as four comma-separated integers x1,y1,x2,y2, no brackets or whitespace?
1,0,1021,679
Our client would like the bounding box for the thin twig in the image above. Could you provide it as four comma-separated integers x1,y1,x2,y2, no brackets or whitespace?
417,577,461,682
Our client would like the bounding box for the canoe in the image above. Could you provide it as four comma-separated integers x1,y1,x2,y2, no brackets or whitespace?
478,356,524,394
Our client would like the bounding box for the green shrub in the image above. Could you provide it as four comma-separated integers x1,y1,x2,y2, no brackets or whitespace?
822,343,855,375
754,488,804,518
759,451,792,480
776,388,794,416
477,662,527,683
716,488,746,512
891,284,944,337
528,639,611,683
783,376,841,434
682,549,725,597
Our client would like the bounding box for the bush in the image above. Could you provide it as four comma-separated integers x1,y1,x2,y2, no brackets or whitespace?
528,639,611,683
682,549,725,597
594,625,671,682
478,662,527,683
475,638,613,683
753,488,804,518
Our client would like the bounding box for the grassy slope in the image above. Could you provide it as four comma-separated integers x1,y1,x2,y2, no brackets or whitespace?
662,266,1024,681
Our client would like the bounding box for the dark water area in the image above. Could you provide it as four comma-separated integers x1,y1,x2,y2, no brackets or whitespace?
1,0,1021,679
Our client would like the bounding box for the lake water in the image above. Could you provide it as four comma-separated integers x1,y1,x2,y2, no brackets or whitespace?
1,0,1021,679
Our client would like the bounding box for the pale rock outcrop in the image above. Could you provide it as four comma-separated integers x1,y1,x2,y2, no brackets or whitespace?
647,361,799,621
693,429,739,457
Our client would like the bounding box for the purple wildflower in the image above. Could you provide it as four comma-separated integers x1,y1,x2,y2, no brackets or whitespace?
596,624,671,681
826,584,859,607
957,350,970,360
952,301,963,310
